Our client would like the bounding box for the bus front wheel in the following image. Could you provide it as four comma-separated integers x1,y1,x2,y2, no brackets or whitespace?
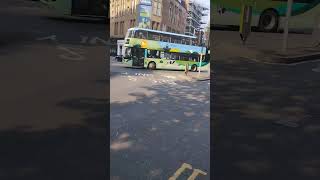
148,62,156,70
259,9,279,32
191,64,198,72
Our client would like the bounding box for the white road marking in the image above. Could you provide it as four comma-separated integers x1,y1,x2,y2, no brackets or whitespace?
169,163,207,180
57,46,86,61
36,35,57,42
89,37,108,45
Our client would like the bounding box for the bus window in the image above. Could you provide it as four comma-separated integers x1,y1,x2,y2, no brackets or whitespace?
147,50,160,58
172,36,182,44
170,35,175,43
160,51,165,59
170,53,176,60
181,38,186,45
160,34,170,42
180,53,188,61
128,30,135,38
185,38,191,45
191,54,200,61
164,52,170,59
133,30,139,38
191,39,197,46
134,30,147,39
171,53,181,60
148,32,160,41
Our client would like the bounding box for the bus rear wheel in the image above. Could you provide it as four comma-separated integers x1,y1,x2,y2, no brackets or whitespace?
259,9,279,32
191,64,197,72
148,62,156,70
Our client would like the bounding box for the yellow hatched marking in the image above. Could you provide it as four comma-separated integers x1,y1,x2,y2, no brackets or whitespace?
168,163,207,180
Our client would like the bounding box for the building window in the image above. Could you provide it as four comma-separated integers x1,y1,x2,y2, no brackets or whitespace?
120,21,124,35
169,2,173,22
157,0,161,16
114,22,118,35
153,0,157,15
152,21,155,30
178,9,182,26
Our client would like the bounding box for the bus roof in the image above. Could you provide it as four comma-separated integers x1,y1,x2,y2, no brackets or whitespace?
128,27,197,39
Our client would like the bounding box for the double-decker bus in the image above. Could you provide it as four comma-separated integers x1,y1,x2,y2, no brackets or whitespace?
40,0,106,18
122,28,209,71
212,0,320,32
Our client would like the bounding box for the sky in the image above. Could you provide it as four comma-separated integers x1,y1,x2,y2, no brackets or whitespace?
193,0,210,28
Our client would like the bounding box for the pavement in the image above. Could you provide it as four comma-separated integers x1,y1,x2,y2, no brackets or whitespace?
0,0,107,179
110,61,210,179
213,30,320,64
213,45,320,179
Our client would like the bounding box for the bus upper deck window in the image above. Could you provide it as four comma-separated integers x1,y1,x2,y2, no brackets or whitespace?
174,36,182,44
148,32,160,41
128,30,135,38
160,35,170,42
185,38,191,45
134,30,145,38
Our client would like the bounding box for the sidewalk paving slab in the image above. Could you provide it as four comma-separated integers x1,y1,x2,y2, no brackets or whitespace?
213,30,320,64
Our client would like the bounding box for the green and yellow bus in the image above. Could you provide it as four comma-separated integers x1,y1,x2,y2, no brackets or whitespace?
122,28,210,71
40,0,106,18
212,0,320,32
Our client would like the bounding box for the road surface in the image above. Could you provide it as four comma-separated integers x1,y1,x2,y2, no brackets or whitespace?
110,60,210,179
0,0,107,179
213,55,320,179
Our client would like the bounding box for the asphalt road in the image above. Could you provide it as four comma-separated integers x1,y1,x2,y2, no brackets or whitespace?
110,61,210,179
0,0,107,179
213,56,320,180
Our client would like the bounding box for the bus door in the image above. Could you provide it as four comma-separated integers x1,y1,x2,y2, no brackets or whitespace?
132,48,145,67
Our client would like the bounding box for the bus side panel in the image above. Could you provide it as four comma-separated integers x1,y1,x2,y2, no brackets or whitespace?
212,2,260,27
278,4,320,32
144,58,210,71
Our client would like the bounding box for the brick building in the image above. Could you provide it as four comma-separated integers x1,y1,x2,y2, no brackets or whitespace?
110,0,188,39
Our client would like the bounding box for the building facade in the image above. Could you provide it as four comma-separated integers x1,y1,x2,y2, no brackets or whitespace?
185,0,209,36
160,0,187,34
110,0,140,39
110,0,187,39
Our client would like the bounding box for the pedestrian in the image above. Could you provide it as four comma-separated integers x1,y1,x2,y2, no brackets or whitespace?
184,63,189,76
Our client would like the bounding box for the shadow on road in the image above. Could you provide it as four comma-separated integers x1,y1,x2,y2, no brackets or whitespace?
0,97,108,180
213,57,320,179
110,80,210,179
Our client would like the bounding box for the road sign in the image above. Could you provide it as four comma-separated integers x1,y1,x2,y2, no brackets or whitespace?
239,5,252,44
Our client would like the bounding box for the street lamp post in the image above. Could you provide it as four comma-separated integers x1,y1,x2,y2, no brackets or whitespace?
282,0,293,53
198,28,204,76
